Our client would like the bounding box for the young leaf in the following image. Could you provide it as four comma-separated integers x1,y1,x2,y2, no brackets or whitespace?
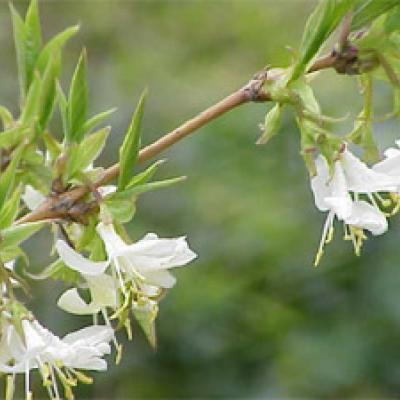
352,0,399,31
83,108,116,134
103,199,136,223
0,221,45,250
66,127,110,177
118,90,147,191
25,258,79,283
112,176,185,201
67,50,88,142
10,4,27,100
256,103,282,145
133,300,158,349
0,188,22,229
0,106,14,129
0,146,23,208
24,0,42,92
57,82,68,138
126,159,165,188
291,0,355,81
20,72,41,126
38,55,60,130
0,126,28,149
36,25,80,73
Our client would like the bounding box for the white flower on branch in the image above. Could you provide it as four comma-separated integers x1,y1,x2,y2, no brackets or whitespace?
311,149,396,265
373,140,400,190
0,315,113,400
55,222,197,316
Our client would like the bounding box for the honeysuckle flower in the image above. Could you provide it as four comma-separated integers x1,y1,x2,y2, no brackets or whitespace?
372,140,400,185
0,315,113,400
96,222,197,289
55,222,197,316
55,240,117,315
311,149,396,265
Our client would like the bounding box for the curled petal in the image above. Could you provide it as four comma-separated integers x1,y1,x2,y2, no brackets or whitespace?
342,150,396,192
122,235,197,271
55,240,109,276
142,270,177,288
346,200,388,235
57,288,102,315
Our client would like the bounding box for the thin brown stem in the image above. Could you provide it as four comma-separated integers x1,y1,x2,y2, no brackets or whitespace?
16,55,336,225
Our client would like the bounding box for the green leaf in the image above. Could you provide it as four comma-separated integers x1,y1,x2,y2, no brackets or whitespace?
57,82,68,138
67,50,88,142
352,0,399,31
66,127,110,177
25,258,79,283
385,6,400,33
42,132,62,163
0,246,27,264
118,90,147,191
0,146,23,208
24,0,42,92
10,4,27,100
126,160,165,188
20,72,41,126
0,126,28,149
103,199,136,223
83,108,116,134
0,222,45,250
0,106,14,129
291,0,355,81
290,80,321,114
0,188,22,230
36,25,80,73
112,176,185,201
37,55,60,130
133,299,158,349
256,103,283,145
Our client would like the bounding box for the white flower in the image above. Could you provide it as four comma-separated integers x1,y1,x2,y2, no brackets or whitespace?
55,222,197,315
0,316,113,399
311,150,396,264
55,240,117,315
372,140,400,191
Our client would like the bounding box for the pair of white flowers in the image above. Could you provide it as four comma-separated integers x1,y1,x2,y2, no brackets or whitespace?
0,314,113,400
311,142,400,264
55,222,197,316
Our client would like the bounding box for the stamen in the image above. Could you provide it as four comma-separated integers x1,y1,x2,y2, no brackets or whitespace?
314,211,334,266
5,375,15,400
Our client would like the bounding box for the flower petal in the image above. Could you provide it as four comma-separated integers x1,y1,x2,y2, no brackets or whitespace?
57,288,102,315
342,150,396,192
310,155,331,212
96,222,127,258
346,200,388,235
123,235,197,271
142,270,177,288
86,274,117,308
55,240,109,276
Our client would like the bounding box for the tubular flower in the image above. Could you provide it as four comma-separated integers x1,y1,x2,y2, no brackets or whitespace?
311,149,396,265
55,222,197,316
372,140,400,213
0,315,113,400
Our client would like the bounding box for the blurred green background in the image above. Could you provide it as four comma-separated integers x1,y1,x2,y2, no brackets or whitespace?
1,0,400,398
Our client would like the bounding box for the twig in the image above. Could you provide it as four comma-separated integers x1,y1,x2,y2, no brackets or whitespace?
16,54,337,225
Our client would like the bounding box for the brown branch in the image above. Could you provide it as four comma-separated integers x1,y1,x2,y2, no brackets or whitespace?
16,55,337,225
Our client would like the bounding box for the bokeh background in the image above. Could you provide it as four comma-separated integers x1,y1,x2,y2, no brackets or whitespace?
1,0,400,398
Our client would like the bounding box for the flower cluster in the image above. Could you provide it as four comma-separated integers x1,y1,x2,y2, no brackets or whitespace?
311,145,400,265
